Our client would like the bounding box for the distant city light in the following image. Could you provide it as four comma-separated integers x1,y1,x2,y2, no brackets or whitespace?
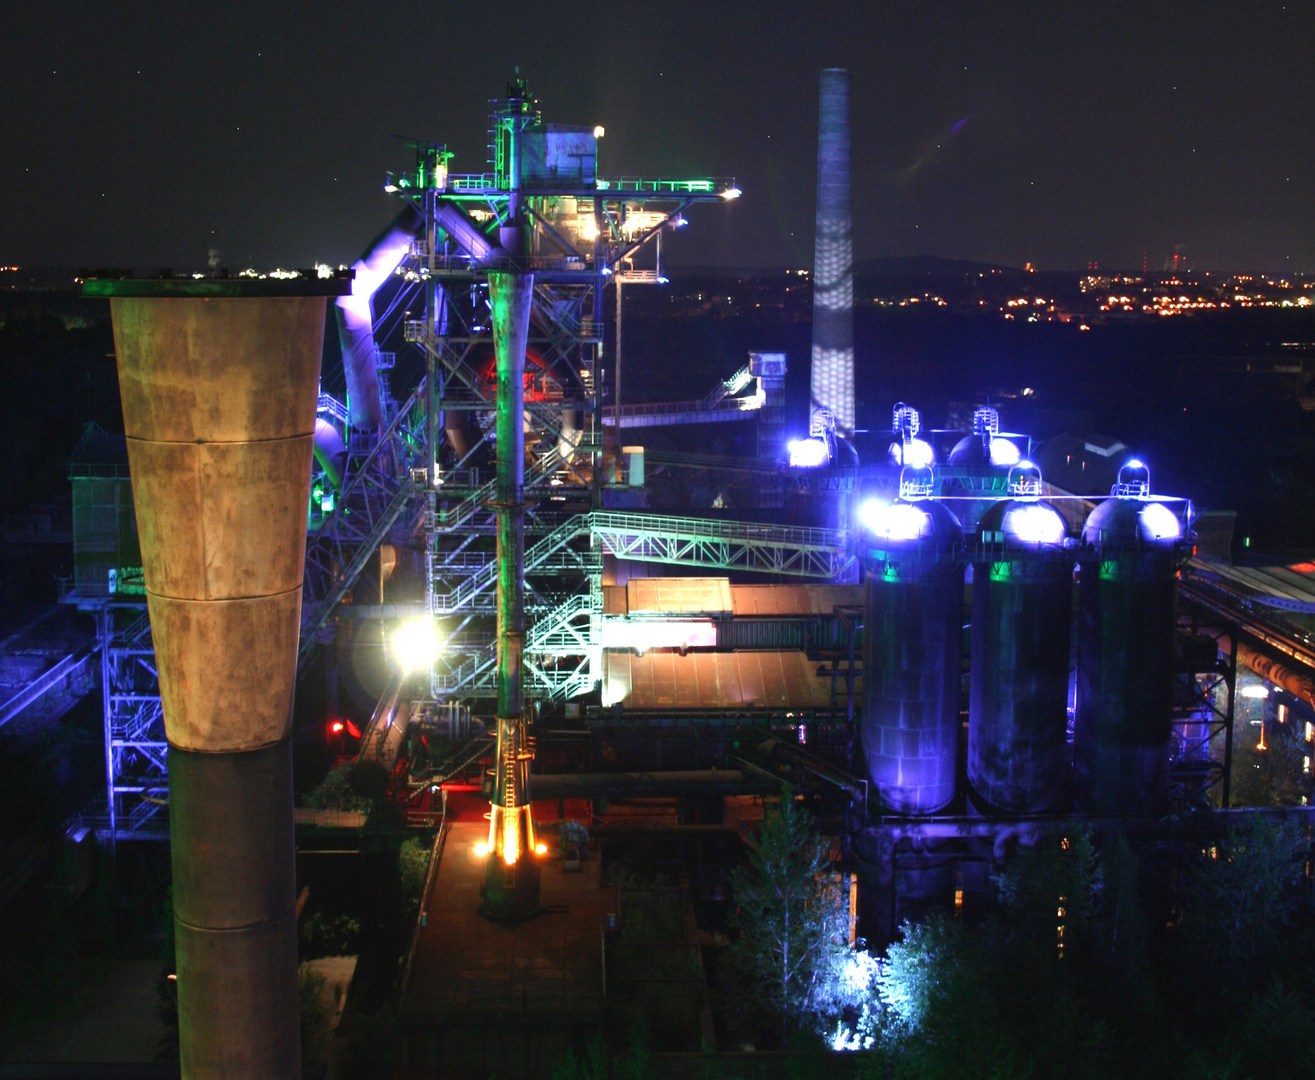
788,436,830,468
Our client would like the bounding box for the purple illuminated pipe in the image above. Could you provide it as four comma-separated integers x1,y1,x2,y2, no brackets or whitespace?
313,417,347,490
434,201,500,263
336,206,424,431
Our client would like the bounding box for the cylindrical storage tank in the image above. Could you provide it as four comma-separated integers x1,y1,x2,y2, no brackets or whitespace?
968,463,1073,814
1074,461,1187,814
860,467,964,814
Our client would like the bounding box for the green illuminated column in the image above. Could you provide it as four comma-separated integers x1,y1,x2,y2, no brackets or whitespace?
482,270,541,918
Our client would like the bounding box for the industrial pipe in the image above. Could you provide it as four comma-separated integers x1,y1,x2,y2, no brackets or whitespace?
349,668,412,797
313,417,348,490
754,736,867,801
336,205,424,432
530,769,767,800
87,275,348,1080
1237,640,1315,708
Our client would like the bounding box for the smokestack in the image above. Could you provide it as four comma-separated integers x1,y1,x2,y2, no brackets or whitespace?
811,68,855,437
87,275,347,1078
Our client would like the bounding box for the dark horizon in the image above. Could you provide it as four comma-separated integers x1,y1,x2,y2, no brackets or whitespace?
2,2,1312,276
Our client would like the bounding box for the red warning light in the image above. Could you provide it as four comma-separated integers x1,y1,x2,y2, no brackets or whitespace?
329,721,345,734
345,720,361,739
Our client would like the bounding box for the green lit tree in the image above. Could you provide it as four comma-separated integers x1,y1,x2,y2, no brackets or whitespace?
728,797,854,1045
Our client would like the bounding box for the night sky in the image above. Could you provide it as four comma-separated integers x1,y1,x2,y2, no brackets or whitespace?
2,1,1311,274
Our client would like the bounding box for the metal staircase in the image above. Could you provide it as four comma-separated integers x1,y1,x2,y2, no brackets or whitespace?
299,378,430,670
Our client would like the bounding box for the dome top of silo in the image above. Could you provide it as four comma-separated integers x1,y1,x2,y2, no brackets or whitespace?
978,460,1067,547
978,499,1068,547
860,467,962,549
1081,460,1185,547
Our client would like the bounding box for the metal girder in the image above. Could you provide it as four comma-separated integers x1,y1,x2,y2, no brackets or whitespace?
589,511,851,579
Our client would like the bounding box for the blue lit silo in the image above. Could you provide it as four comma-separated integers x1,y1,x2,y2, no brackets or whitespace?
860,466,964,815
968,462,1073,814
1074,460,1188,814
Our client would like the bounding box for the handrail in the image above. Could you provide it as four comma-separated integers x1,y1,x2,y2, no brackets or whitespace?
589,510,846,552
0,641,99,729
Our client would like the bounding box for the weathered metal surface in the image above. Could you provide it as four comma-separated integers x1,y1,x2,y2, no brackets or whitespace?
603,650,846,711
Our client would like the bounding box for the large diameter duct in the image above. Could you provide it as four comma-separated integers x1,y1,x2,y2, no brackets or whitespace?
313,417,348,490
1236,641,1315,709
968,490,1073,814
349,668,412,798
811,68,855,437
336,205,424,431
482,270,541,919
90,277,345,1079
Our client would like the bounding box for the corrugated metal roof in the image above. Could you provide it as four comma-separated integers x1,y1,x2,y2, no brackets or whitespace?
1191,558,1315,606
625,577,733,615
619,578,863,618
730,584,863,617
603,650,854,711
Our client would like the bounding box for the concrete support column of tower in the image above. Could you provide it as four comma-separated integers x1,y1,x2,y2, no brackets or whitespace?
811,67,855,436
92,279,344,1079
483,270,541,918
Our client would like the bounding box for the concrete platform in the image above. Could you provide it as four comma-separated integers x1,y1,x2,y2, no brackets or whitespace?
399,822,617,1078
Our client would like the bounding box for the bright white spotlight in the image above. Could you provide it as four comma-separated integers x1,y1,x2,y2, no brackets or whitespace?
593,125,605,139
890,438,935,468
788,437,830,468
394,617,440,672
1138,501,1183,542
989,437,1021,467
721,186,742,200
1002,503,1066,545
865,502,931,542
859,498,890,532
1240,685,1269,699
